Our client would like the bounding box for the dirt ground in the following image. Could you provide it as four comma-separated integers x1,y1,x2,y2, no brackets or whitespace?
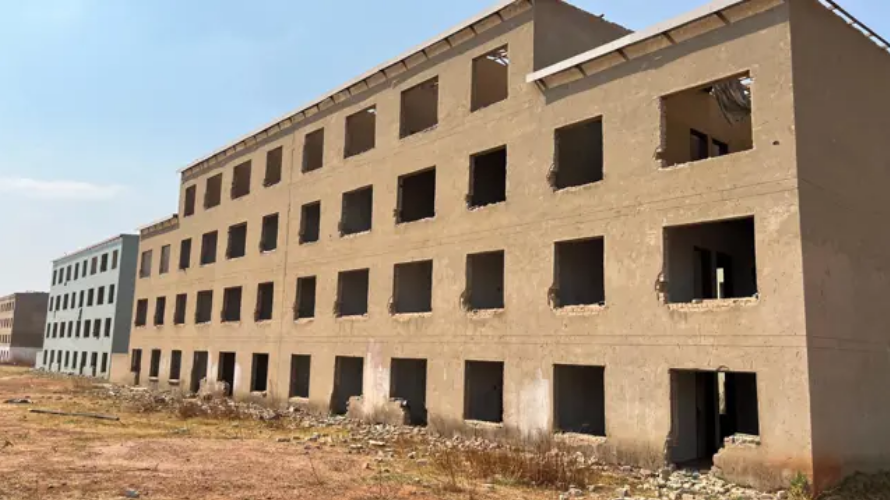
0,367,611,500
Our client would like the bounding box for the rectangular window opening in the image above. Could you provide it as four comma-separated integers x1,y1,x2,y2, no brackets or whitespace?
183,185,196,216
179,238,192,270
226,222,247,259
464,360,504,423
250,353,269,392
465,251,505,311
260,213,279,252
344,106,376,158
139,250,152,278
289,355,311,398
300,202,321,244
390,358,428,426
340,186,373,236
302,129,324,172
104,318,111,337
397,168,435,223
553,364,605,436
135,299,148,326
100,253,108,272
469,147,507,208
295,276,317,320
231,161,251,199
662,73,753,168
221,286,242,322
255,282,274,322
149,349,161,378
204,173,222,209
552,117,604,190
331,356,364,415
472,46,509,111
217,352,236,396
336,269,369,317
154,296,166,326
201,231,218,265
169,350,182,380
159,245,171,274
392,260,433,314
174,293,187,325
195,290,213,324
552,237,605,308
264,147,283,187
400,77,439,138
664,217,757,304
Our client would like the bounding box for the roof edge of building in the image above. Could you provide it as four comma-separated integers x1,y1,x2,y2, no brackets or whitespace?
52,234,138,264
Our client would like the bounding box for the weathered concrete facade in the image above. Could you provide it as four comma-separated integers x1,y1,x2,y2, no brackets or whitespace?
37,234,139,379
0,293,49,365
121,0,890,490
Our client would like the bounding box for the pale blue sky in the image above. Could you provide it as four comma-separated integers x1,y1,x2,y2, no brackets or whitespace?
0,0,885,294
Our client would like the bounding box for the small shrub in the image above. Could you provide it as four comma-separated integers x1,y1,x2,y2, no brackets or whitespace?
788,471,812,500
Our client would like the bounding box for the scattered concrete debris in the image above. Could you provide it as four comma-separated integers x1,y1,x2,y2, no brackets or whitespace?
4,397,31,404
29,409,120,421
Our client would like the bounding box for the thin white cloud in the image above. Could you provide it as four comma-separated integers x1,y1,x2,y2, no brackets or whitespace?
0,177,124,201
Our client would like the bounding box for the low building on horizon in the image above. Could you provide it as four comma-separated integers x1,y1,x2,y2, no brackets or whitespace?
0,292,49,365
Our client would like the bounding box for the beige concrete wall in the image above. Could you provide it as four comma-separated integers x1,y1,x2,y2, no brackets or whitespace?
532,0,630,71
129,2,815,489
789,0,890,490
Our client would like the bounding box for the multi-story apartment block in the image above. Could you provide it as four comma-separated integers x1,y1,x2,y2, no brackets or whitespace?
37,234,139,378
0,292,49,365
119,0,890,491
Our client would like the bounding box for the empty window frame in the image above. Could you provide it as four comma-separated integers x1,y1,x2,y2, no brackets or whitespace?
340,186,373,236
231,161,251,199
255,282,274,322
174,293,187,325
260,213,279,252
390,358,428,425
344,106,376,158
289,355,311,398
464,360,504,423
295,276,317,320
264,147,283,187
465,251,505,310
468,147,507,208
159,245,171,274
251,353,269,392
552,237,605,308
336,269,370,317
400,77,439,138
97,286,105,305
87,289,95,307
553,364,605,436
201,231,218,265
195,290,213,324
92,319,100,338
104,318,112,337
135,299,148,327
662,73,753,167
226,222,247,259
397,168,436,223
91,257,97,275
663,217,757,303
392,260,433,314
179,238,192,270
552,118,604,190
139,250,152,278
112,250,119,269
472,46,509,111
204,173,222,209
221,286,242,322
149,349,161,378
300,202,321,244
169,350,182,381
100,253,108,272
302,129,324,172
109,284,115,304
183,185,196,216
331,356,363,415
154,296,166,326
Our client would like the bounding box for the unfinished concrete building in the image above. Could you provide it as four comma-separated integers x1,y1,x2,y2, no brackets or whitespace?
0,293,49,365
117,0,890,491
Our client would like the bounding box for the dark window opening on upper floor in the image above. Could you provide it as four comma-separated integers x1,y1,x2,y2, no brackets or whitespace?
179,238,192,270
340,186,373,236
204,173,222,209
465,250,505,311
196,290,213,324
227,222,247,259
222,286,242,323
295,276,316,320
112,250,118,269
397,168,435,224
300,202,321,244
392,260,433,314
201,231,218,266
154,296,166,326
135,299,148,327
159,245,171,274
400,77,439,138
231,161,251,199
552,237,605,308
551,117,604,190
345,106,376,158
255,282,274,322
472,46,509,112
174,293,187,325
664,217,757,304
260,213,279,252
264,147,283,187
303,129,324,172
183,185,196,216
468,147,507,208
337,269,369,317
100,253,108,272
662,74,752,168
91,256,98,275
